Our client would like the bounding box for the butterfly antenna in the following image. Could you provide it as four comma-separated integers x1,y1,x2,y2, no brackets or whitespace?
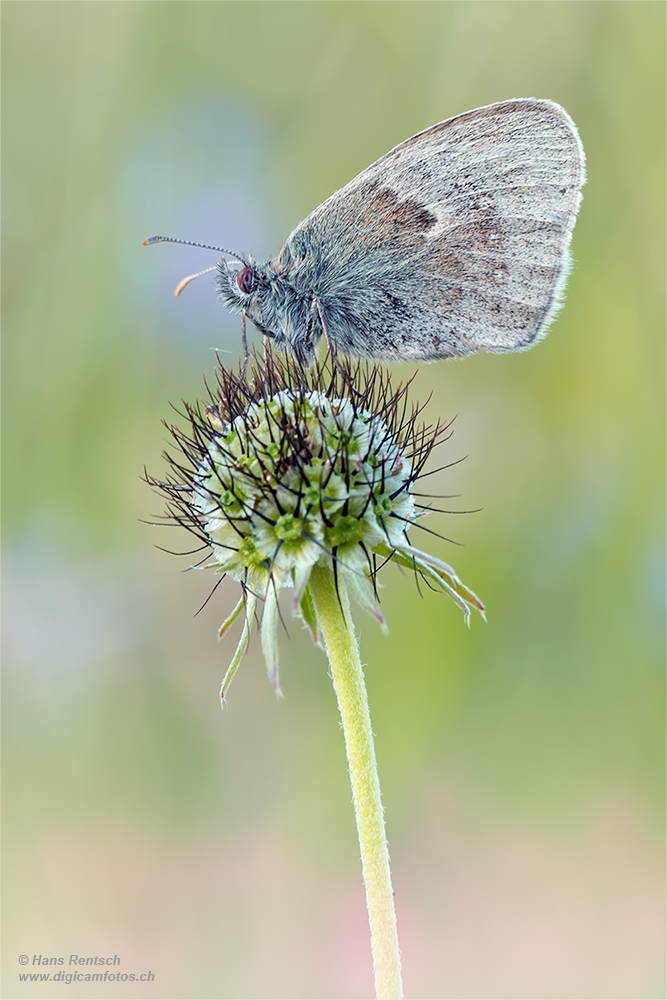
143,235,244,262
174,266,218,297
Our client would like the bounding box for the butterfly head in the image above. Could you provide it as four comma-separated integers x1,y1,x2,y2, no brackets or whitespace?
144,234,318,364
217,257,317,363
217,257,272,330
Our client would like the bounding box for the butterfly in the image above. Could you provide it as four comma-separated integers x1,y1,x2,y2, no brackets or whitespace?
146,98,585,368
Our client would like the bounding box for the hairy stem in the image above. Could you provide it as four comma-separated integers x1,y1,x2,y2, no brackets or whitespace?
309,565,403,1000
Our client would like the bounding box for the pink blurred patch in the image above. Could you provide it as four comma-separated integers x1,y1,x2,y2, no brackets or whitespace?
4,790,664,999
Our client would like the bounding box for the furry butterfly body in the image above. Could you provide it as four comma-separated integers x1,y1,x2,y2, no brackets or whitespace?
217,98,585,366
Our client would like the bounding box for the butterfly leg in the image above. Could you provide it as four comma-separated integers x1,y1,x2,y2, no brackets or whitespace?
314,298,349,376
314,298,361,396
239,313,250,379
314,299,339,368
260,334,278,396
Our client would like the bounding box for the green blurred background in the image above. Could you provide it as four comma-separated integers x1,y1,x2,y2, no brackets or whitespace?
3,2,664,998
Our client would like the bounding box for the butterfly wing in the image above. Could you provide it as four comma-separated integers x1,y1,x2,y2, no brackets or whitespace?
277,99,585,362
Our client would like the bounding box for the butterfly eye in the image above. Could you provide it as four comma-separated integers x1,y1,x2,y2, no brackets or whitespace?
236,266,254,295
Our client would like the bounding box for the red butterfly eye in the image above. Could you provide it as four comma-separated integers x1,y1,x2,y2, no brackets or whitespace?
236,266,254,294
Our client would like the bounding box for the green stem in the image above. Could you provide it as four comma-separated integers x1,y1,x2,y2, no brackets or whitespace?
309,565,403,1000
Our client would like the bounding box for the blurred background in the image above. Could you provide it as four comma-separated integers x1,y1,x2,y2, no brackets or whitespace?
2,3,664,998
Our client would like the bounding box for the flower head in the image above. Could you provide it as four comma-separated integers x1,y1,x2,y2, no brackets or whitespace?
148,351,484,700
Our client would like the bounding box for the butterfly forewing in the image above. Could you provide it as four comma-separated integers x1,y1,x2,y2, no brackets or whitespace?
281,99,585,362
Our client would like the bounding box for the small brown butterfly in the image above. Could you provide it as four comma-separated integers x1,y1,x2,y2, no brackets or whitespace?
147,98,585,367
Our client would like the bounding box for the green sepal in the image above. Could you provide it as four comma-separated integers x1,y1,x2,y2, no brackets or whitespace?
220,593,257,705
218,593,246,637
373,542,485,623
298,585,320,645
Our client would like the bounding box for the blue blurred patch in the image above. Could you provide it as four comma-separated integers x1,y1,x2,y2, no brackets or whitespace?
119,100,281,355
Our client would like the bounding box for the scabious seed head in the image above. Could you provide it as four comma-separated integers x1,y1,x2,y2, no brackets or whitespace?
148,350,484,699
